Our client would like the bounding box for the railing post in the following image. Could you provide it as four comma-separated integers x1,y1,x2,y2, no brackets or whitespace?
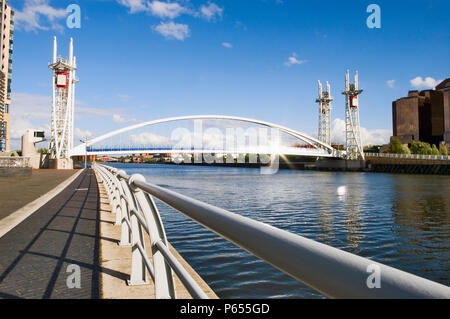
130,174,176,299
99,166,122,226
101,169,115,209
119,177,148,286
117,175,132,246
108,170,124,226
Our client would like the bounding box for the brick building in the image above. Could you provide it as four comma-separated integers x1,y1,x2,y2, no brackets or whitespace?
392,78,450,145
436,79,450,143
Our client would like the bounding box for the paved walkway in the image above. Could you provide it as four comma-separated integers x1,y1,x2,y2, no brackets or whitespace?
0,169,101,299
0,169,78,220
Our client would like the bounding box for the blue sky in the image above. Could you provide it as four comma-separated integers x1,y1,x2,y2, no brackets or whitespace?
8,0,450,149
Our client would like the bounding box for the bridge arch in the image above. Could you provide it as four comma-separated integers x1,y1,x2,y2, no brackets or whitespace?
70,115,338,157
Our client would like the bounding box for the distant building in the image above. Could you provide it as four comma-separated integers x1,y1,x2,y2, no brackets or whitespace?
0,0,14,152
436,79,450,143
392,78,450,145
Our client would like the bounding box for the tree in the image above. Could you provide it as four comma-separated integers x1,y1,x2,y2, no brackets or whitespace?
441,145,448,156
431,144,440,156
410,141,432,155
388,138,402,153
38,147,49,154
402,145,411,155
388,138,410,154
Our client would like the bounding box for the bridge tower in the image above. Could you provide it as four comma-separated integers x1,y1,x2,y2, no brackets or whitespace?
48,37,78,169
316,80,333,145
342,70,364,160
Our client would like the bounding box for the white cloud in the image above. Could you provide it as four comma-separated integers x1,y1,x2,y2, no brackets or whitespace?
74,128,93,140
8,93,51,149
410,76,442,89
284,53,306,67
200,3,223,21
7,92,141,149
117,1,225,41
118,0,188,18
112,114,139,124
14,0,67,31
148,0,187,19
152,21,190,40
387,80,395,88
117,0,148,13
130,132,170,145
9,93,50,139
331,118,391,146
222,42,232,48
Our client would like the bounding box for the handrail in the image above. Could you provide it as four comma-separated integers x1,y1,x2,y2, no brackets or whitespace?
93,163,205,299
93,163,450,299
154,240,208,299
365,152,450,161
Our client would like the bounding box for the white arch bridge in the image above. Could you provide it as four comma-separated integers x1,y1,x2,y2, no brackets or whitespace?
69,115,345,159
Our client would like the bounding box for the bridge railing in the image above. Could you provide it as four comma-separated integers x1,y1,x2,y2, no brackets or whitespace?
365,152,450,161
93,163,450,299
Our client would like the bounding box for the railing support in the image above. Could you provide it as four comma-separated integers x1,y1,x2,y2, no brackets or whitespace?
120,179,148,286
118,177,132,246
130,174,176,299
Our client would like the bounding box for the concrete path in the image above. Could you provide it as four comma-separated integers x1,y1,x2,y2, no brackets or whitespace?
0,168,217,299
0,169,101,299
0,169,79,220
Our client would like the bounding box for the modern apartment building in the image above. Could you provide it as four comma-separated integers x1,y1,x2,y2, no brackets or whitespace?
392,78,450,146
0,0,14,152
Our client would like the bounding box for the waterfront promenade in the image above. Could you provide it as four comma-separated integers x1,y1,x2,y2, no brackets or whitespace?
0,168,215,299
0,169,79,221
0,169,100,298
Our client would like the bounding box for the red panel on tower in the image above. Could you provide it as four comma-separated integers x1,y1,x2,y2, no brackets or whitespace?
350,96,359,109
56,72,68,88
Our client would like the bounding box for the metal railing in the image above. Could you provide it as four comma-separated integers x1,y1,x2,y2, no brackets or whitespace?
365,152,450,161
93,163,450,299
94,163,208,299
0,156,31,168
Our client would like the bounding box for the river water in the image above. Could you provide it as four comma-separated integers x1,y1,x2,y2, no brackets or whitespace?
109,163,450,298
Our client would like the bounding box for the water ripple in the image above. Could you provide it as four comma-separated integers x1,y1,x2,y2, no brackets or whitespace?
109,163,450,298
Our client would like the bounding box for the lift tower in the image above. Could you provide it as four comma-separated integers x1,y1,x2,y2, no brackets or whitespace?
316,81,333,145
48,37,78,169
342,70,364,160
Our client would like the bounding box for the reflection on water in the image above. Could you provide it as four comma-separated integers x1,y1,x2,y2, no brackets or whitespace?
317,174,335,246
391,176,450,285
110,163,450,298
342,175,364,252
